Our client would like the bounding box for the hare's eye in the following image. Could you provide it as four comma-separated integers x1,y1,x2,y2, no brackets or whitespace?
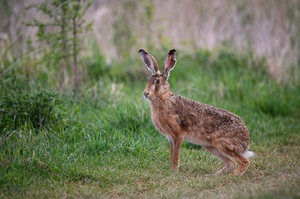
155,79,160,85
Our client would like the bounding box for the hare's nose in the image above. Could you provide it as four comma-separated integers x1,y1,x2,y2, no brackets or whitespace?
143,91,149,98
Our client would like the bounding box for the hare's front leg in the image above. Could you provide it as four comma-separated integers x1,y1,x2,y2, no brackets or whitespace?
169,136,184,170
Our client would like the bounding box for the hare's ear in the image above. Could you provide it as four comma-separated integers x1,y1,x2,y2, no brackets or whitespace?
138,49,160,75
163,49,176,80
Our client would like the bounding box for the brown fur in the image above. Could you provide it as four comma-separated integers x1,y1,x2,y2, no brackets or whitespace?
139,49,253,175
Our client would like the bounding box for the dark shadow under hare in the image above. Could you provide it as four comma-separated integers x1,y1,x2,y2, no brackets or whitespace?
138,49,254,175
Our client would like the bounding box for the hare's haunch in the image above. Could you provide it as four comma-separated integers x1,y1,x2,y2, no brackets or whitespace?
139,49,254,175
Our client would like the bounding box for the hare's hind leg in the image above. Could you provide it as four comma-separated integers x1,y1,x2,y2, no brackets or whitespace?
204,146,236,175
232,154,250,175
221,149,250,175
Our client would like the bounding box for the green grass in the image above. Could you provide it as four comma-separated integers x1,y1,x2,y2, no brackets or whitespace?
0,49,300,198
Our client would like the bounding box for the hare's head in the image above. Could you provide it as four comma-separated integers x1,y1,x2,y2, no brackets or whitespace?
139,49,177,100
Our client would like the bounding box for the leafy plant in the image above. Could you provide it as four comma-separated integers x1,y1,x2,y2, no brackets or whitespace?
25,0,92,90
0,89,67,133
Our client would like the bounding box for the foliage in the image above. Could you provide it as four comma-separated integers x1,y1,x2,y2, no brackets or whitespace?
85,46,106,80
0,89,67,133
25,0,92,90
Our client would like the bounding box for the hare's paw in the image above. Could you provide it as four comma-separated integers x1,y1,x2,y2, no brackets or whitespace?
213,167,229,176
213,168,225,176
233,161,250,176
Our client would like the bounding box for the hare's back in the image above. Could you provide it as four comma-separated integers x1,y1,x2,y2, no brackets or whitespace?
172,95,247,134
171,95,250,151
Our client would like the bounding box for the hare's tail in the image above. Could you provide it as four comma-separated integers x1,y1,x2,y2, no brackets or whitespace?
241,150,255,159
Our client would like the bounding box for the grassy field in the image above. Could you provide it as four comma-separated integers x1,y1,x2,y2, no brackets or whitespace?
1,49,300,198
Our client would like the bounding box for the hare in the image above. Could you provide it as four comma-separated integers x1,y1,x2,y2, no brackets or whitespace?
138,49,254,175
